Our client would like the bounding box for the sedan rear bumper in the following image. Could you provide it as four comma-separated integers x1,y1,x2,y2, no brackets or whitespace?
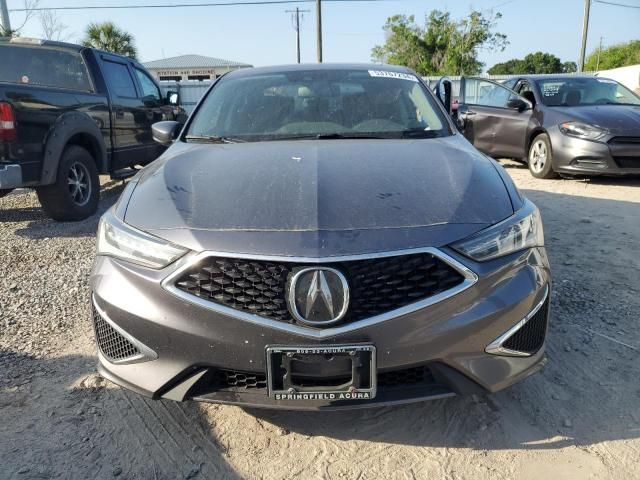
91,247,551,410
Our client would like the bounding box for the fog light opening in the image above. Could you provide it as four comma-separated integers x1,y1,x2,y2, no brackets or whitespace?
485,285,550,357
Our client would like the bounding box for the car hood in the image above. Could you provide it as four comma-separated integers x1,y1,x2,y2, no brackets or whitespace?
124,136,514,256
553,104,640,134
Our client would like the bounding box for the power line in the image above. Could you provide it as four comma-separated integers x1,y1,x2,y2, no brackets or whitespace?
8,0,395,12
490,0,523,8
593,0,640,8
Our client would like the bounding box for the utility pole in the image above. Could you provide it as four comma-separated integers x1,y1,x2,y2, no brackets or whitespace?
596,36,603,71
316,0,323,63
0,0,12,36
578,0,591,72
286,7,308,63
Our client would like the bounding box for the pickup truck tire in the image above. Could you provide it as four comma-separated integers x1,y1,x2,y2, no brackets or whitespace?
36,145,100,221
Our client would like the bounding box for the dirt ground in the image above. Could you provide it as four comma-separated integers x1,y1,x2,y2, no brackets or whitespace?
1,161,639,480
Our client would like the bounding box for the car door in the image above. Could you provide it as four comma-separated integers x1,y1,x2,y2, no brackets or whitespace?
458,77,533,159
132,65,167,162
100,55,150,171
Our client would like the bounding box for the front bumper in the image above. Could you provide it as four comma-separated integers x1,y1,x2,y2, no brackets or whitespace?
90,247,551,410
549,128,640,176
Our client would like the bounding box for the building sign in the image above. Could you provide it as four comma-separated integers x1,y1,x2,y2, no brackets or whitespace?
154,69,218,76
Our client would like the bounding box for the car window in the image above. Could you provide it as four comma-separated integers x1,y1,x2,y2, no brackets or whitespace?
187,69,449,141
463,78,518,108
502,78,517,90
516,81,537,107
134,68,161,101
536,77,640,106
102,60,137,98
0,45,92,91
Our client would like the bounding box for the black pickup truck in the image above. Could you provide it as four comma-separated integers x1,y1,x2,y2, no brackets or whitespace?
0,37,184,221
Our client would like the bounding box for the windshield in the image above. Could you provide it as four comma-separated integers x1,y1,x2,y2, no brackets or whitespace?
186,68,449,142
536,77,640,107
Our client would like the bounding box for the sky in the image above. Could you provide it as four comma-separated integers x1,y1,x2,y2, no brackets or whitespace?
7,0,640,71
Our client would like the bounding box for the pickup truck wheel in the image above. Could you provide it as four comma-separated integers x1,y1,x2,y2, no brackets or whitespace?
36,145,99,221
528,133,558,179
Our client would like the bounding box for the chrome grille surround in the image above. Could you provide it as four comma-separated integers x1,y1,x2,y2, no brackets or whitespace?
162,247,478,339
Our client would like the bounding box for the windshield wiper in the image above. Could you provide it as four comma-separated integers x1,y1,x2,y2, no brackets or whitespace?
184,134,244,144
598,101,640,106
401,128,441,139
315,132,385,139
269,133,386,141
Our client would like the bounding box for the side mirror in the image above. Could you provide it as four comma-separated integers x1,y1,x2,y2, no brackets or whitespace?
506,97,530,112
152,121,182,145
166,91,179,106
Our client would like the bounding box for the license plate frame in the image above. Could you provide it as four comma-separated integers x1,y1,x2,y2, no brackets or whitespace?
266,345,377,401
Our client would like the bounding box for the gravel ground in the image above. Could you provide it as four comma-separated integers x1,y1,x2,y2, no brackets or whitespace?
1,163,639,480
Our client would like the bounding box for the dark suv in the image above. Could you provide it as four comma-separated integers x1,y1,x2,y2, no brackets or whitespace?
0,37,184,220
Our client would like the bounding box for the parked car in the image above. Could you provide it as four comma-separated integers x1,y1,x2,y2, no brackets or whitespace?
0,37,184,220
90,64,551,410
440,75,640,178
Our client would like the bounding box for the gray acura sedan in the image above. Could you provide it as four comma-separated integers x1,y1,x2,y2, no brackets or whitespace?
90,64,551,410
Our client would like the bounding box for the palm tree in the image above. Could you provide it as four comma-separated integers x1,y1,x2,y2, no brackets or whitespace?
82,22,137,59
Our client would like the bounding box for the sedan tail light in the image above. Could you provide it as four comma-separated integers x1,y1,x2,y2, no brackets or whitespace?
0,102,17,143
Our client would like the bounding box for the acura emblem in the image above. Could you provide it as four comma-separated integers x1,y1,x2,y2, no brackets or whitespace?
287,267,349,325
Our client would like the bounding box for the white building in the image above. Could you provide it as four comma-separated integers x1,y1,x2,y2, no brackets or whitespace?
596,64,640,93
143,54,252,82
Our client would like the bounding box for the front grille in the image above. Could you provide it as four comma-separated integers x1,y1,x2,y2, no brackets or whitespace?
173,253,465,326
613,156,640,168
503,299,549,354
211,365,436,392
92,306,141,361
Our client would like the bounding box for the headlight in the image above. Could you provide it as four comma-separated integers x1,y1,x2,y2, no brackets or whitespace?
97,209,188,269
451,201,544,261
559,121,607,141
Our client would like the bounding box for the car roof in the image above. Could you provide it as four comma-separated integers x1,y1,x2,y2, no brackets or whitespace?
0,37,84,52
514,75,598,82
226,63,415,78
0,37,135,63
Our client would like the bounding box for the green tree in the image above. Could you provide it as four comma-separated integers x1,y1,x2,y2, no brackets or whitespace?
82,22,137,59
584,40,640,71
372,10,508,76
488,52,575,75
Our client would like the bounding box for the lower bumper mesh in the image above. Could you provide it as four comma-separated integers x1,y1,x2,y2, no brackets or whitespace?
206,365,439,393
502,298,549,354
92,306,141,362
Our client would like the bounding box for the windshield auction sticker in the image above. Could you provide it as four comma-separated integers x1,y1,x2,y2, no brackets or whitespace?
368,70,418,82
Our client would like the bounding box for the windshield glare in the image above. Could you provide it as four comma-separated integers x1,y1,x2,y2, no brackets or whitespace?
536,77,640,107
187,69,449,141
